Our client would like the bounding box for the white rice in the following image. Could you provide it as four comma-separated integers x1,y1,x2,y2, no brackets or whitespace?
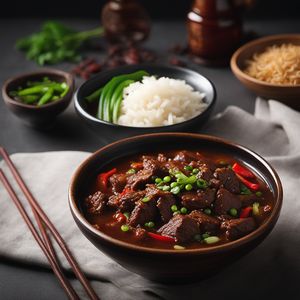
117,76,207,127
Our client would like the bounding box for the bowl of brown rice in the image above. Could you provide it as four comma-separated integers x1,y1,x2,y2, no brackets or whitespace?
230,34,300,109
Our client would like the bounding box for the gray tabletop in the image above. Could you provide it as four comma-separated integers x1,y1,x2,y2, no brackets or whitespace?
0,19,299,299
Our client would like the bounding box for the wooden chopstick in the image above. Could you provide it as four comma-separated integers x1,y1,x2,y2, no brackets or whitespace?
0,147,99,300
0,169,79,300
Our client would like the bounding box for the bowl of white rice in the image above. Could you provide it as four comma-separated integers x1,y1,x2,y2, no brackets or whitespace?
75,64,216,142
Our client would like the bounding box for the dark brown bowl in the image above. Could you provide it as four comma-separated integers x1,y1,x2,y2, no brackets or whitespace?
231,34,300,109
2,69,74,127
69,133,283,283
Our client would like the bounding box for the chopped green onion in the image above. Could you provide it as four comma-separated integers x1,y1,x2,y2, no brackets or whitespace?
240,184,252,195
192,168,199,174
163,176,171,183
185,184,193,191
155,178,162,184
170,182,178,188
171,186,181,195
256,191,262,197
204,208,212,215
253,202,260,215
171,205,178,212
203,236,220,244
141,197,151,203
174,245,186,250
194,234,202,242
180,207,188,214
229,208,238,217
126,168,136,175
123,212,130,219
173,211,180,216
184,165,193,171
202,233,210,239
196,179,208,189
145,221,155,228
162,185,170,191
121,225,129,232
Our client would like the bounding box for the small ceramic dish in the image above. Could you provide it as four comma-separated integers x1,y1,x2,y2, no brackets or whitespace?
2,69,74,127
74,64,216,142
231,34,300,109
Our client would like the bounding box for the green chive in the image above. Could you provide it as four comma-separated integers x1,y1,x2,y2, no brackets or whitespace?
142,197,150,203
162,185,170,191
171,186,181,195
185,184,193,191
126,168,136,175
155,178,162,184
192,168,199,174
174,245,186,250
203,236,220,244
171,205,178,212
197,179,208,189
229,208,238,217
194,234,202,242
180,207,188,214
256,191,262,197
163,176,171,183
204,208,212,215
121,225,129,232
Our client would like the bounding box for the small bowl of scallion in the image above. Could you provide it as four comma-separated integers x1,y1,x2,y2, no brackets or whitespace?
2,69,74,127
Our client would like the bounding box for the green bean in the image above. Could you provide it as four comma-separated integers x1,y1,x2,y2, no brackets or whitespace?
18,85,49,96
60,84,69,97
20,95,39,104
97,70,149,120
37,87,54,106
85,87,103,103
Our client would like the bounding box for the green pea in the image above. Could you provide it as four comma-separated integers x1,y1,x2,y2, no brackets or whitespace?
180,207,188,214
163,176,171,183
203,236,220,244
256,191,262,197
121,225,129,232
171,205,178,212
162,185,170,191
141,197,151,203
204,208,212,215
192,168,199,174
202,233,210,239
171,186,181,195
170,182,178,188
155,178,162,184
185,184,193,191
184,165,193,171
229,208,238,217
126,168,136,175
145,221,155,228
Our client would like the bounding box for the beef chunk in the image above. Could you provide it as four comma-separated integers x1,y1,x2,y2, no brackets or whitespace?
173,151,203,163
181,188,216,210
196,164,214,182
127,169,153,190
109,173,127,193
157,194,176,223
129,199,157,226
221,217,256,240
157,215,199,243
157,153,167,162
189,210,220,234
108,190,145,212
239,194,259,207
85,191,107,215
215,188,241,215
209,178,221,189
214,167,240,194
134,227,147,241
143,156,168,176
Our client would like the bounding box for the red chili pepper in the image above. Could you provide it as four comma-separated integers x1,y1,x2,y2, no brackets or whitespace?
148,232,175,243
131,162,143,169
97,168,117,191
236,174,260,191
113,212,126,223
120,187,132,197
232,163,255,179
240,207,253,218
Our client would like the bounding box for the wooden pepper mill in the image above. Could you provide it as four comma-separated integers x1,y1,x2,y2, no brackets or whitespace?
187,0,245,66
101,0,151,44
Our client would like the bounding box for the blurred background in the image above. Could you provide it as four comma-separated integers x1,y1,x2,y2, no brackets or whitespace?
2,0,300,19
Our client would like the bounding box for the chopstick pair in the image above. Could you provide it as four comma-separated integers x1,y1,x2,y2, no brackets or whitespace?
0,147,100,300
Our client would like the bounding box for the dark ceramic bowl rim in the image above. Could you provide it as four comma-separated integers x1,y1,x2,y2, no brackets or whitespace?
74,64,217,130
69,133,283,255
231,34,300,88
2,69,74,109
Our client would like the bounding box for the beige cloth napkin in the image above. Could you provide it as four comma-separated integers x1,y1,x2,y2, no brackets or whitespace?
0,98,300,299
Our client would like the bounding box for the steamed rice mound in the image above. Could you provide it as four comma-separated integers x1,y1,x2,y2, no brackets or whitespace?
117,76,207,127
